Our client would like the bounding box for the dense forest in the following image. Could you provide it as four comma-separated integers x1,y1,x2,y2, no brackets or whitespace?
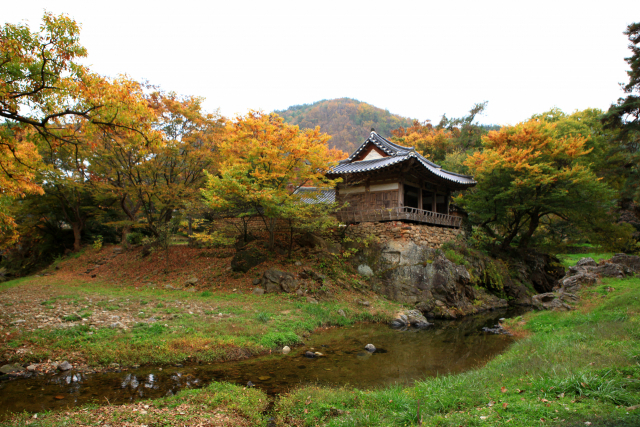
275,98,414,153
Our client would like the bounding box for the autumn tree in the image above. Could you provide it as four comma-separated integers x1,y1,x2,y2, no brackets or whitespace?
390,102,492,168
458,119,618,251
201,111,345,251
88,91,223,244
0,12,157,246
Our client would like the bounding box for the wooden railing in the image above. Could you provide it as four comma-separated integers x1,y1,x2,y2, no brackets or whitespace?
337,207,463,228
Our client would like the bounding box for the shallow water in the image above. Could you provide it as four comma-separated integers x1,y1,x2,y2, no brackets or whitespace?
0,308,525,415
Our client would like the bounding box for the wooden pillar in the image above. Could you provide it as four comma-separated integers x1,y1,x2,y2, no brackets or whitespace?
445,191,451,214
432,191,437,212
399,181,404,207
418,185,423,211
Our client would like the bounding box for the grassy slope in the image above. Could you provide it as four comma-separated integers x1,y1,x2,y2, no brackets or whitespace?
0,276,396,367
274,272,640,425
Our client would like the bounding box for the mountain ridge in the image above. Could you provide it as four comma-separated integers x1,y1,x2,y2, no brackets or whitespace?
274,98,414,154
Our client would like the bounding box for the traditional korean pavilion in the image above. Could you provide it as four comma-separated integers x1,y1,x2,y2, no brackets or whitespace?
325,131,476,228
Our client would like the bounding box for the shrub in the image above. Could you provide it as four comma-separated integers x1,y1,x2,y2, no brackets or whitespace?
126,232,144,245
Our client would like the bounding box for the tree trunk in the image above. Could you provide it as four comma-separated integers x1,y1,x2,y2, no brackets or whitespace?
268,218,275,250
121,225,132,249
518,214,540,249
288,219,294,259
72,222,83,252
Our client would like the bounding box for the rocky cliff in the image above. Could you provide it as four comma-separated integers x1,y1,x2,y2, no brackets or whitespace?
355,240,564,319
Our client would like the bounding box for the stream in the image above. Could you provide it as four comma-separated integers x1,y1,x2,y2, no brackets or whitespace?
0,308,526,416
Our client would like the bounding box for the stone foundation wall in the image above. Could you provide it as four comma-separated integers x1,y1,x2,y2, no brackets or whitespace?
343,221,461,249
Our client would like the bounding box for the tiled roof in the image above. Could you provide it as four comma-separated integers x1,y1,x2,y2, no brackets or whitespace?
293,187,336,204
329,131,476,186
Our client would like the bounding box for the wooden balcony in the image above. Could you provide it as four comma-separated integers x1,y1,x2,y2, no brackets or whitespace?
337,206,463,228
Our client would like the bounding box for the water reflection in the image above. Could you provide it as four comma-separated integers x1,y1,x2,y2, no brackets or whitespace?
0,307,525,416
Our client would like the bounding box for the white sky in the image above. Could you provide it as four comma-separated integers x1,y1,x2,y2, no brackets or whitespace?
5,1,640,125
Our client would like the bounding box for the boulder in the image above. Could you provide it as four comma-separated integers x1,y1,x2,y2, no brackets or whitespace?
357,264,374,277
0,363,24,374
298,232,327,249
260,269,299,294
184,277,198,286
609,254,640,273
298,233,341,254
560,272,598,293
391,310,432,328
532,292,575,311
404,309,433,328
282,346,291,354
364,344,376,352
576,257,597,267
593,263,631,278
231,248,267,273
252,287,265,296
299,269,327,283
58,361,72,371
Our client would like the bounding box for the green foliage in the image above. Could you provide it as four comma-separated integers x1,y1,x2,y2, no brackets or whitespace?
92,235,103,250
390,101,492,165
126,232,144,245
444,249,465,265
459,119,619,250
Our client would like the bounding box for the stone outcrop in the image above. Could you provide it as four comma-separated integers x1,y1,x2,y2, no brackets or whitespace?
609,254,640,273
258,269,300,293
358,240,509,319
534,254,640,311
231,248,267,273
532,292,578,311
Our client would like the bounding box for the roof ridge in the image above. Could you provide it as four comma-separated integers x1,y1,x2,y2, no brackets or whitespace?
371,132,414,152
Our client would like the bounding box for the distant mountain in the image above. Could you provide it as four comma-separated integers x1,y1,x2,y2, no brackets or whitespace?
274,98,414,154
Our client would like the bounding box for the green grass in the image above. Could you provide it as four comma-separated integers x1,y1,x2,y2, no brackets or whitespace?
1,276,395,367
558,252,615,268
274,274,640,426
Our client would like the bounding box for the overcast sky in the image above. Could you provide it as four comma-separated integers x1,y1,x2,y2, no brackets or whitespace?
4,1,640,125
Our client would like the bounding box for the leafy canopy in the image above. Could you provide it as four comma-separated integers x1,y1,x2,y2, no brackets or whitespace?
0,12,157,246
202,111,345,249
459,119,617,250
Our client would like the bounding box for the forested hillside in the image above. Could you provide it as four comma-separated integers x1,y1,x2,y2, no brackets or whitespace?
275,98,414,153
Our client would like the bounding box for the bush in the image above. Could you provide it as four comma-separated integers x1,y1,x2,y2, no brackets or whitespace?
92,235,103,250
126,232,144,245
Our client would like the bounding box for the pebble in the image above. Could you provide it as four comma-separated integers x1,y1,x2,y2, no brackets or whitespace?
282,346,291,354
364,344,376,352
